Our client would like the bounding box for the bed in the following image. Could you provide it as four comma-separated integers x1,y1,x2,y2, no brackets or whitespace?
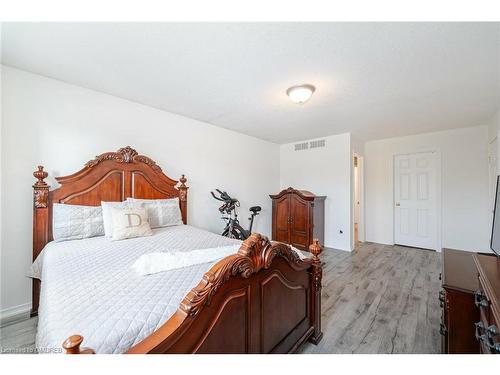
31,146,323,354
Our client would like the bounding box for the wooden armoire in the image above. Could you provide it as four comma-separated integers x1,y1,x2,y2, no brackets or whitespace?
270,188,325,251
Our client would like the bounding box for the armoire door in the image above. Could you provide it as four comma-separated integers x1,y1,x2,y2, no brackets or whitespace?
274,195,290,243
289,194,309,249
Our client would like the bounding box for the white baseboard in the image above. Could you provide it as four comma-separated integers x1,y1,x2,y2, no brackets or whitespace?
0,303,32,327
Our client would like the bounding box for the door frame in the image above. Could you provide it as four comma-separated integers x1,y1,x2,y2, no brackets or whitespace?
393,149,442,252
352,153,365,248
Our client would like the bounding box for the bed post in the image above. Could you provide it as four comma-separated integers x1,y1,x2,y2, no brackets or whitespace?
32,166,50,316
63,335,95,354
178,174,188,224
308,239,323,344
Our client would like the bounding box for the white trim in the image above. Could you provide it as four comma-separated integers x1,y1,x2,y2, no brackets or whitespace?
0,303,31,326
359,155,365,243
392,149,442,252
352,153,365,248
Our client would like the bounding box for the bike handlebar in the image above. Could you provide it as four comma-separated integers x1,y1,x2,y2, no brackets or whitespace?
212,189,241,215
211,191,225,201
212,189,238,204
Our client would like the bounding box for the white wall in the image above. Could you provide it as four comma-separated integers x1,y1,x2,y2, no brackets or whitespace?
365,125,491,252
280,133,352,251
0,66,280,315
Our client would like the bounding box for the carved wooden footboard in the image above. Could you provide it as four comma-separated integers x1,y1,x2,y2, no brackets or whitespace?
63,234,323,354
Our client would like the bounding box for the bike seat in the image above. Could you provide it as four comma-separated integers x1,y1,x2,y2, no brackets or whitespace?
249,206,262,213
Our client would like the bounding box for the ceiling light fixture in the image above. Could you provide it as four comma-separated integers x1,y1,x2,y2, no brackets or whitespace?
286,84,316,104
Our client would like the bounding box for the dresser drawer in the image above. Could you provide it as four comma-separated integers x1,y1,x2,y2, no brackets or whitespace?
442,287,479,353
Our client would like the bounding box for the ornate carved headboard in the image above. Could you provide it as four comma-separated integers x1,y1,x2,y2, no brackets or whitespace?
31,146,188,315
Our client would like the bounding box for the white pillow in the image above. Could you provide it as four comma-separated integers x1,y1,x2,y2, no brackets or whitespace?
109,206,153,241
126,197,183,228
101,201,143,238
53,203,104,242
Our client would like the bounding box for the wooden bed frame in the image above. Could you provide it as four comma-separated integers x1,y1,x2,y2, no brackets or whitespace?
32,146,323,354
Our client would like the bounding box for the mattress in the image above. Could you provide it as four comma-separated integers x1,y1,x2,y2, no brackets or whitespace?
35,225,241,354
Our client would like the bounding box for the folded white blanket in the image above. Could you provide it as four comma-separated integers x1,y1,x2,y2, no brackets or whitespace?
132,245,241,276
132,243,309,276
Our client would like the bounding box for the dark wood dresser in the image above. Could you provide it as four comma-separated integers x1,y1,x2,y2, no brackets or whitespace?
270,188,325,251
440,248,479,353
473,253,500,354
441,249,500,354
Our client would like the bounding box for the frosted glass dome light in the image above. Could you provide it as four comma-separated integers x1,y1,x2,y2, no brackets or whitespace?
286,84,315,104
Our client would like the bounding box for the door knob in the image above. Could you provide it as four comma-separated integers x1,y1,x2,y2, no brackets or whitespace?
395,203,400,207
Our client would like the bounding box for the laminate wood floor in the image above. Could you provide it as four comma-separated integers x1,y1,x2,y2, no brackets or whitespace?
0,317,38,354
300,242,441,354
0,242,441,354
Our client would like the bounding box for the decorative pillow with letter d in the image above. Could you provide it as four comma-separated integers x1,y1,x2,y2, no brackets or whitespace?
109,206,153,241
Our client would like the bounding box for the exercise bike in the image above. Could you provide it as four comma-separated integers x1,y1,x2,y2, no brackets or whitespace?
211,189,261,240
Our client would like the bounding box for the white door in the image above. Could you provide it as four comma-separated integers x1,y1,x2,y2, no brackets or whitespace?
394,152,439,250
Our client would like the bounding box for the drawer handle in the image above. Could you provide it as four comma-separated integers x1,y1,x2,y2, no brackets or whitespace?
438,290,446,307
487,325,498,338
474,290,489,308
479,299,489,308
477,322,500,352
487,341,500,353
438,290,445,302
439,323,447,336
486,325,500,353
474,290,483,305
475,322,486,342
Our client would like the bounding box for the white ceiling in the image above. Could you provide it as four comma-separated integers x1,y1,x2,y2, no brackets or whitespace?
2,22,499,144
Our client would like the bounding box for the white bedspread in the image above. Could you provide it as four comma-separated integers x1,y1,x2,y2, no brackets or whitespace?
35,225,240,354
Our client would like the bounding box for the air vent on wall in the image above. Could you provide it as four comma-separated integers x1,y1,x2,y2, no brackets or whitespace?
294,142,309,151
309,139,326,149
